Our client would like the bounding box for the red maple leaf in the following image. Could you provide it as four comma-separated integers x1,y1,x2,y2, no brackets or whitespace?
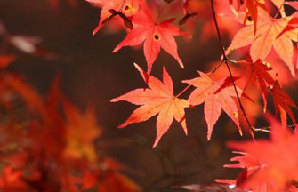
236,58,296,126
182,72,242,140
111,63,189,147
113,4,184,74
236,58,275,113
218,116,298,192
269,81,297,126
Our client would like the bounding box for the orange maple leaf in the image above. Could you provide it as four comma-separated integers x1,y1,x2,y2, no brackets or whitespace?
111,63,189,147
183,72,242,140
227,7,297,76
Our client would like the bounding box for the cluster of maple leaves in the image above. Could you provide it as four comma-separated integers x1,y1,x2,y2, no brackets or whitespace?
0,74,140,191
84,0,297,191
0,0,297,191
0,15,139,192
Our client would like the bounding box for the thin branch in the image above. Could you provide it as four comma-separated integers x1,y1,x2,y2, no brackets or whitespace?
210,0,256,135
258,124,297,131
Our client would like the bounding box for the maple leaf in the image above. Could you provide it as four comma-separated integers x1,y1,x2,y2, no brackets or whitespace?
111,63,189,147
218,116,298,192
227,7,297,76
236,59,297,125
62,100,101,162
182,72,242,140
236,59,275,113
85,0,140,34
269,81,297,126
113,5,184,74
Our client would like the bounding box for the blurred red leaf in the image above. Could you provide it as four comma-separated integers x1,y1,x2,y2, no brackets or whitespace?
219,116,298,191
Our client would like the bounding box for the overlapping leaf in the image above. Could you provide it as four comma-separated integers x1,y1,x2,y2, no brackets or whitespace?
183,72,242,140
227,7,297,76
269,81,297,126
236,59,274,112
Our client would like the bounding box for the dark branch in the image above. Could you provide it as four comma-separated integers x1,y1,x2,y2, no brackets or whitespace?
209,0,255,135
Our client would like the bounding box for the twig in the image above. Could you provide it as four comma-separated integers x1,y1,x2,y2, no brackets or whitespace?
210,0,256,135
258,124,297,131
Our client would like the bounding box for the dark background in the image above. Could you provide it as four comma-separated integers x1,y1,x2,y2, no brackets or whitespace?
0,0,297,191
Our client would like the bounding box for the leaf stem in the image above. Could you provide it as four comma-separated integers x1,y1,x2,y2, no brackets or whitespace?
176,84,191,98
